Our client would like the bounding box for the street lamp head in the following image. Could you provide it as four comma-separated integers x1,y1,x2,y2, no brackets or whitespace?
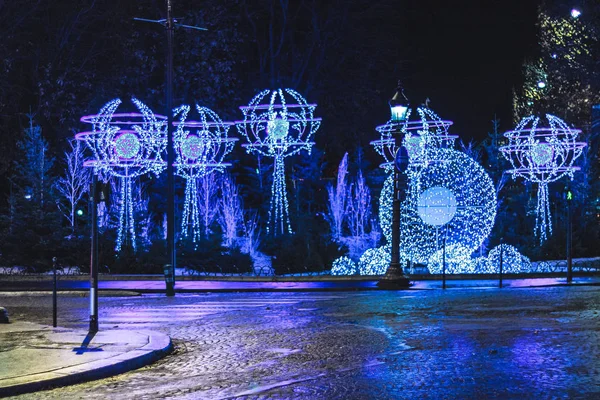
389,81,409,123
571,8,581,18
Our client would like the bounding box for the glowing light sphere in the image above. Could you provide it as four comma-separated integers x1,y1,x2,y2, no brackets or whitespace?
115,133,141,159
331,256,358,276
358,245,390,276
371,106,456,171
417,186,458,226
173,105,237,243
500,114,586,243
236,88,321,235
487,244,531,274
380,148,496,267
77,98,167,251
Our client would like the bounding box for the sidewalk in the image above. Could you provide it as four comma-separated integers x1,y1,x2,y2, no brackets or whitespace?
0,321,172,397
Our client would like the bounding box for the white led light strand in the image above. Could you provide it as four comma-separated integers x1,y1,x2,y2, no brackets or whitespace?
500,114,586,243
236,89,321,235
173,105,237,243
77,98,167,251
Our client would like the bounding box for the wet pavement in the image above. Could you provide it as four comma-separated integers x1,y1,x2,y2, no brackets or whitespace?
1,286,599,399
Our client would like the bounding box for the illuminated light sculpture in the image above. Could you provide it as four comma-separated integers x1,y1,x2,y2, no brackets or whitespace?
77,98,167,251
173,105,237,243
427,244,474,274
500,114,586,243
371,106,457,171
358,245,391,276
487,244,531,274
236,89,321,235
380,148,496,271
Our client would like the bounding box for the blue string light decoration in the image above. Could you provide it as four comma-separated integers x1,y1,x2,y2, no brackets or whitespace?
500,114,586,243
236,89,321,235
330,256,358,276
77,98,167,251
380,148,497,271
173,105,237,243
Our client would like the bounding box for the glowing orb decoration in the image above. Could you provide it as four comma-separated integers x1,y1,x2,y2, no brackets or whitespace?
417,186,458,226
267,118,289,140
371,106,457,171
500,114,586,243
331,256,358,276
173,104,237,243
358,245,390,275
380,148,496,267
236,88,321,235
181,135,206,160
115,133,141,159
530,142,554,166
77,98,167,251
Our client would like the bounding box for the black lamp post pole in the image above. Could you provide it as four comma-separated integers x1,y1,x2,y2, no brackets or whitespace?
89,173,99,332
566,191,572,283
165,0,176,296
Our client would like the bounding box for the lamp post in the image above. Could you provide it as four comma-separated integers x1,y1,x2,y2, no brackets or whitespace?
378,83,411,289
566,186,573,283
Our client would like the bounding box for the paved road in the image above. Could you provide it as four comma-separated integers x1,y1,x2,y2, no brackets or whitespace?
2,286,599,399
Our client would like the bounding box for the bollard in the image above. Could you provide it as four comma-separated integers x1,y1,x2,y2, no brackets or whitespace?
499,244,503,289
164,264,175,297
0,307,8,323
52,257,57,327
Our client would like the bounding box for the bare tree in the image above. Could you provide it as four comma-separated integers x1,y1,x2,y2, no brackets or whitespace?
326,153,349,240
347,170,372,237
55,138,90,232
218,174,244,247
198,173,220,238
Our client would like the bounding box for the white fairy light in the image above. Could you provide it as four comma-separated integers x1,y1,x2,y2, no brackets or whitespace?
500,114,586,243
236,88,321,235
173,104,237,243
77,98,167,251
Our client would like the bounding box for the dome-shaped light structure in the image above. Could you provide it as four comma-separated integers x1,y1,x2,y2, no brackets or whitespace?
236,88,321,235
77,98,167,251
371,105,456,171
500,114,586,243
173,104,237,243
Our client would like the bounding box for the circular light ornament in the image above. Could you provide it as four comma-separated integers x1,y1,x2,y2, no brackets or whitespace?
181,134,206,161
76,98,167,252
236,88,321,236
267,118,289,141
500,114,586,243
114,133,141,159
173,104,237,243
417,186,458,226
529,142,553,166
379,148,496,267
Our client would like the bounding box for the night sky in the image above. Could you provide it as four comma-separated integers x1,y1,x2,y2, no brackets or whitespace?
394,0,539,141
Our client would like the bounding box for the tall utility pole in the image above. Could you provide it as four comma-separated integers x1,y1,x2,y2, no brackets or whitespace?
135,2,207,296
165,0,176,296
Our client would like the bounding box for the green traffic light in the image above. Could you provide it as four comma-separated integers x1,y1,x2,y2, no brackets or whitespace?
76,209,84,216
567,191,573,201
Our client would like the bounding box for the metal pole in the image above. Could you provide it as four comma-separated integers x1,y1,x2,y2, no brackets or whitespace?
442,227,446,290
390,167,402,273
52,257,57,327
89,174,99,332
567,198,572,283
499,243,503,288
165,0,176,296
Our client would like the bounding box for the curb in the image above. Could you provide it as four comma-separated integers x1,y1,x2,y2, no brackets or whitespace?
0,330,172,397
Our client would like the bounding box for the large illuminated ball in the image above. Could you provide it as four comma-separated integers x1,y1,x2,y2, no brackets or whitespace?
358,245,390,275
500,114,586,243
380,148,496,266
487,244,531,274
331,256,358,276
